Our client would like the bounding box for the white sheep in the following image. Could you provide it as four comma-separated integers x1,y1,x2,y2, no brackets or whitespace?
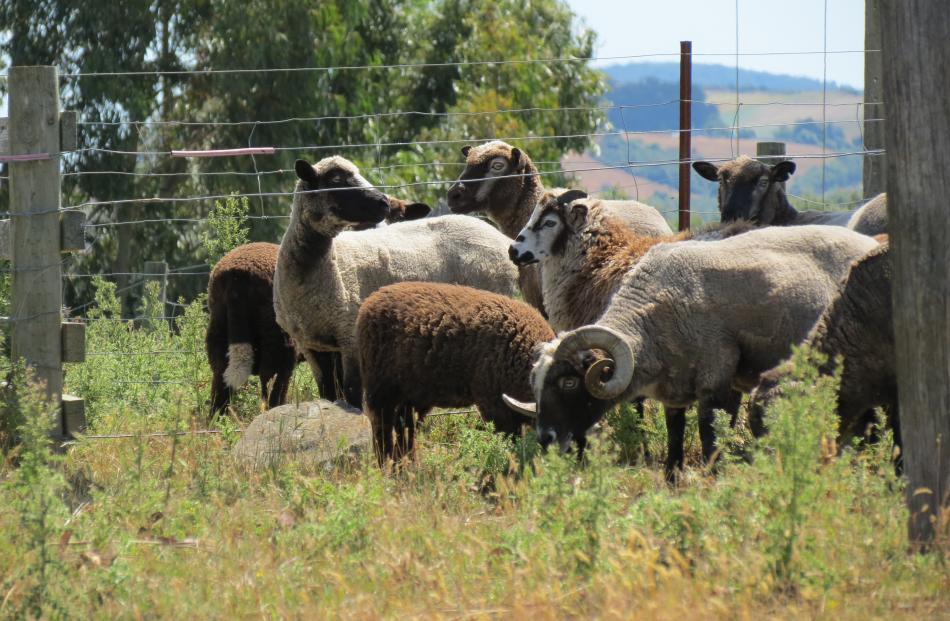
504,225,878,468
273,156,519,407
508,190,753,474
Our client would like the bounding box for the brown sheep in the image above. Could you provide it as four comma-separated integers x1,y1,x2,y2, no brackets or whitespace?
357,282,554,464
206,196,431,416
749,241,900,455
446,141,672,315
693,156,888,235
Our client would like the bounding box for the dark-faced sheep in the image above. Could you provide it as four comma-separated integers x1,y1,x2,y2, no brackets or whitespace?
273,156,519,410
692,156,888,235
205,195,432,416
749,241,899,452
508,190,753,474
357,282,554,464
504,225,878,467
445,141,673,313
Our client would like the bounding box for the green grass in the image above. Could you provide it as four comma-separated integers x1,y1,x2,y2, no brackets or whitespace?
0,283,947,618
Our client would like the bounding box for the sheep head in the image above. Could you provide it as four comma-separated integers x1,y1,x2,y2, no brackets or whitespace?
504,325,634,452
447,140,537,216
351,195,431,231
508,189,589,266
693,155,796,225
292,157,390,236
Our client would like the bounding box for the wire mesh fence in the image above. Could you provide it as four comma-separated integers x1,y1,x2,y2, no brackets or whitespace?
0,46,885,435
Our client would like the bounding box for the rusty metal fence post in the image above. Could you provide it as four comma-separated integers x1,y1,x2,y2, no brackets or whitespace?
678,41,692,231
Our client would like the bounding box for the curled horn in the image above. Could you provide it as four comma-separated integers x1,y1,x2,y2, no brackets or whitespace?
502,394,537,419
557,326,634,400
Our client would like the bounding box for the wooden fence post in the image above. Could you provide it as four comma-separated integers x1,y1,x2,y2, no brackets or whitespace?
8,66,64,408
880,0,950,549
863,0,886,198
6,65,85,438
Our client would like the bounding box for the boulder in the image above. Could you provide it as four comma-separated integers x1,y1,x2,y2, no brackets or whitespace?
232,400,372,470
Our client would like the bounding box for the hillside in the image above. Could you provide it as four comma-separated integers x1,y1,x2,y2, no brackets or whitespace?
603,61,860,93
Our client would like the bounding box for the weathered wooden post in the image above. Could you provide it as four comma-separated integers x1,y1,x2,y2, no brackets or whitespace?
863,0,886,198
678,40,692,232
5,66,85,438
880,0,950,549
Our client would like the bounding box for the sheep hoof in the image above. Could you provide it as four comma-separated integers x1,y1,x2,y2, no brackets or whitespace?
224,343,254,389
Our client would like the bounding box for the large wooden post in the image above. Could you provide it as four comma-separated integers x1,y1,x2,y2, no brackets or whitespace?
8,66,64,406
880,0,950,548
863,0,886,198
5,66,86,438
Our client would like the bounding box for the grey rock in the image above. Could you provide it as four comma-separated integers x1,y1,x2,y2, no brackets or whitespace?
232,400,371,471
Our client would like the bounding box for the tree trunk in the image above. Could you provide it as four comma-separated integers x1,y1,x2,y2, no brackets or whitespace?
880,0,950,548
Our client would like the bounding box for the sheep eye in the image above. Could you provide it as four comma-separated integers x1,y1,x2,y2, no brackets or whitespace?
558,376,579,391
490,159,506,171
331,175,343,184
758,177,769,187
544,220,557,228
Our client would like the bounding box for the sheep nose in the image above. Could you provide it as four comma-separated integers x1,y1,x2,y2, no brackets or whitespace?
538,427,558,449
448,185,465,201
508,246,520,261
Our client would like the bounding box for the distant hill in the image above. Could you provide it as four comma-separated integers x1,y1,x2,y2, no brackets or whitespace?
603,62,861,94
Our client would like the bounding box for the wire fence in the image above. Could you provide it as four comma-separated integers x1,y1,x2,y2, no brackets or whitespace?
0,45,885,437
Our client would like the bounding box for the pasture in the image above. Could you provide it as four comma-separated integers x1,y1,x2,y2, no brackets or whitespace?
1,1,949,618
0,278,946,618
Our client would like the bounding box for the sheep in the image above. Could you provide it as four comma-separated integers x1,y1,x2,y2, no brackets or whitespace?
846,193,887,236
692,156,888,235
273,156,519,410
207,242,296,416
446,140,673,312
748,240,899,452
503,225,878,473
206,195,433,415
357,281,554,463
508,190,753,474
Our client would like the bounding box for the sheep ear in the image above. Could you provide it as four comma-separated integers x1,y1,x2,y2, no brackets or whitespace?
460,145,472,157
295,159,320,184
770,160,796,182
567,202,589,229
692,161,719,182
556,189,588,207
403,202,431,220
510,147,526,170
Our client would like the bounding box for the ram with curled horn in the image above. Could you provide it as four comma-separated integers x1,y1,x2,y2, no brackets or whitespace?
506,225,879,477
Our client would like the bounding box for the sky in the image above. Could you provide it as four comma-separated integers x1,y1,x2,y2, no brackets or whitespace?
564,0,867,90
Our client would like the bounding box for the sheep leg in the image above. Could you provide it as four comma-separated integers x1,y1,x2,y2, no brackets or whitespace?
664,406,687,480
392,404,415,460
339,354,363,409
210,372,232,418
206,306,231,417
369,404,396,467
698,390,741,466
312,351,338,402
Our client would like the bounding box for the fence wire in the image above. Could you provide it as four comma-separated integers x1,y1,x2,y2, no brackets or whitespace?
0,46,885,434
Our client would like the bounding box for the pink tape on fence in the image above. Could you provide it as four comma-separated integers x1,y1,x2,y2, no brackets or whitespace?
0,152,51,163
171,147,276,158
